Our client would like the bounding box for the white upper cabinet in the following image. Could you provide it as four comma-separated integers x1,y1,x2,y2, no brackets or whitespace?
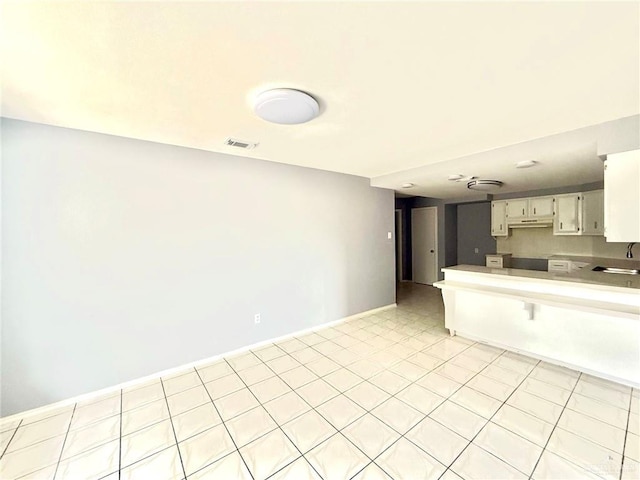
505,199,528,220
581,190,604,236
605,150,640,242
554,193,581,234
528,196,554,218
491,201,508,236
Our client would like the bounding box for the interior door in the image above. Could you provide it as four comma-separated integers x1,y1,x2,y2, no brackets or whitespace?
412,207,438,285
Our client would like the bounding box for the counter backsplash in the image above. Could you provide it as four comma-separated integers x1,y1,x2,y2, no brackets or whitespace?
496,227,630,259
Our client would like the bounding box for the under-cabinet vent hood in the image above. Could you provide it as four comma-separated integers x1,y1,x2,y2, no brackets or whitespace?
508,219,553,228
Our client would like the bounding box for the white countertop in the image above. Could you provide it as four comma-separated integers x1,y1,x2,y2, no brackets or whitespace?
442,263,640,290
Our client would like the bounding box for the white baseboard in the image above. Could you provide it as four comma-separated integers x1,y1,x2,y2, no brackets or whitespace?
1,303,397,424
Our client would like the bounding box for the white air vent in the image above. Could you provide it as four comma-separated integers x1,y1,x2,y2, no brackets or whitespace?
225,138,258,150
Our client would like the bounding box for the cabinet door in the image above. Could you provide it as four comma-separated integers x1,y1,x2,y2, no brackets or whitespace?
506,199,528,219
605,151,640,242
529,196,554,218
491,201,507,236
582,190,604,236
554,194,580,234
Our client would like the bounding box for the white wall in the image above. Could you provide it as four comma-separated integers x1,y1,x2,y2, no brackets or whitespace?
1,119,395,415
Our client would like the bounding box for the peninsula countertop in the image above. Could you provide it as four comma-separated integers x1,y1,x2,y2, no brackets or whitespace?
441,262,640,291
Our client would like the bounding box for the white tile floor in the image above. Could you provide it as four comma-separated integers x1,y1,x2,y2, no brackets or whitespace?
1,283,639,480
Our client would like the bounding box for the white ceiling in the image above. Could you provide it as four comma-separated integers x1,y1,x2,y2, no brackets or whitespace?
2,2,639,197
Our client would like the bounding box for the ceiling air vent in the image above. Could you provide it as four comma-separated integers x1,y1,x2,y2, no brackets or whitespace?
225,138,258,150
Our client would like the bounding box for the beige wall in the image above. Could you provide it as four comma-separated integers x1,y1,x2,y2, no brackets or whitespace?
496,227,629,259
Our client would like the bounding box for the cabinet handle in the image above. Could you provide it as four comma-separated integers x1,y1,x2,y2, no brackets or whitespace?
522,208,525,215
594,221,597,229
534,207,537,214
500,224,502,230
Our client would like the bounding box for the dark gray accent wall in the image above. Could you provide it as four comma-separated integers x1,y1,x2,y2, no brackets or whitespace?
456,202,496,266
2,119,395,415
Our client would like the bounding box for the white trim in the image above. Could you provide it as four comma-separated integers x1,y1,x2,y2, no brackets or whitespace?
1,303,397,424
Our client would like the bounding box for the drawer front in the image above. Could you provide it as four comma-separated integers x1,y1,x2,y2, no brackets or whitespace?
486,257,504,268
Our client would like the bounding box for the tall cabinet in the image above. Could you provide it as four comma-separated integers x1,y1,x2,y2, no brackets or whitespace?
491,201,507,236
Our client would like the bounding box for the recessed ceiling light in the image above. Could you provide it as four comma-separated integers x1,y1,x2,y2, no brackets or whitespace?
401,183,415,189
254,88,320,124
467,179,503,191
516,160,537,168
448,174,464,181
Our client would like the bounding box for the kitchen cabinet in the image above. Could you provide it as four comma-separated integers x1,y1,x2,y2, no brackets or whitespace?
529,196,554,218
491,201,508,236
506,199,528,220
605,150,640,242
554,193,580,235
582,190,604,236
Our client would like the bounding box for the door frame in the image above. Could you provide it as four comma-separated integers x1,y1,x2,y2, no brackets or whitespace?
395,209,403,282
411,206,438,285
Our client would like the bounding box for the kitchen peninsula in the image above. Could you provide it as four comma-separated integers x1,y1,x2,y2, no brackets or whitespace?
435,263,640,387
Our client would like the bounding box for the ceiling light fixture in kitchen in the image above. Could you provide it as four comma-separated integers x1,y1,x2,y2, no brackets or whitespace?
254,88,320,124
516,160,537,168
401,183,415,189
467,179,503,191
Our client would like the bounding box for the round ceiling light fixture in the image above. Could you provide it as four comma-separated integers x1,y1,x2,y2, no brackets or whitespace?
401,183,415,189
467,179,503,191
254,89,320,124
516,160,537,169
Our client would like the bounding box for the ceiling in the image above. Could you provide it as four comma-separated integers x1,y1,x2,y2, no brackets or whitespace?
2,2,639,198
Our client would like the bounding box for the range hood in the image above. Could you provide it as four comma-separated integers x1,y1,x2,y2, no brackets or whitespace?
508,218,553,228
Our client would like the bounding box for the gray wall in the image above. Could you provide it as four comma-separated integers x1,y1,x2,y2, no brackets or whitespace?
456,202,495,266
1,119,395,415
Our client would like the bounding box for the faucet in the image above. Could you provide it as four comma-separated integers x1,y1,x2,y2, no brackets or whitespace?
627,243,636,259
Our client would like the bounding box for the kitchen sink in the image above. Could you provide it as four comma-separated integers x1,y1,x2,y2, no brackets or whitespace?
592,266,640,275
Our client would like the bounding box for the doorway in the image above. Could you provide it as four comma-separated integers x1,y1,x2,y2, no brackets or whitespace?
411,206,438,285
394,209,403,282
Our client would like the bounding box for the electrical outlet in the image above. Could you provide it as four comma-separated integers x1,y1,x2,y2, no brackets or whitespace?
474,248,479,253
254,313,261,325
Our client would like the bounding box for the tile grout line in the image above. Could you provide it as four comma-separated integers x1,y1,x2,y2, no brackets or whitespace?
0,419,23,459
618,388,634,480
527,372,584,480
51,403,77,479
192,367,256,480
159,376,188,479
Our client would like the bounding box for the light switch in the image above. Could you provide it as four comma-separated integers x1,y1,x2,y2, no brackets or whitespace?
388,232,392,239
474,248,479,253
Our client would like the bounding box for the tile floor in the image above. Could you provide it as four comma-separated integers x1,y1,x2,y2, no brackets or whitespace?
1,283,639,479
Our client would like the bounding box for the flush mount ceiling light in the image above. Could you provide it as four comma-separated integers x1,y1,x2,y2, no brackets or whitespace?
516,160,538,168
254,89,320,125
401,183,415,189
467,179,503,191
